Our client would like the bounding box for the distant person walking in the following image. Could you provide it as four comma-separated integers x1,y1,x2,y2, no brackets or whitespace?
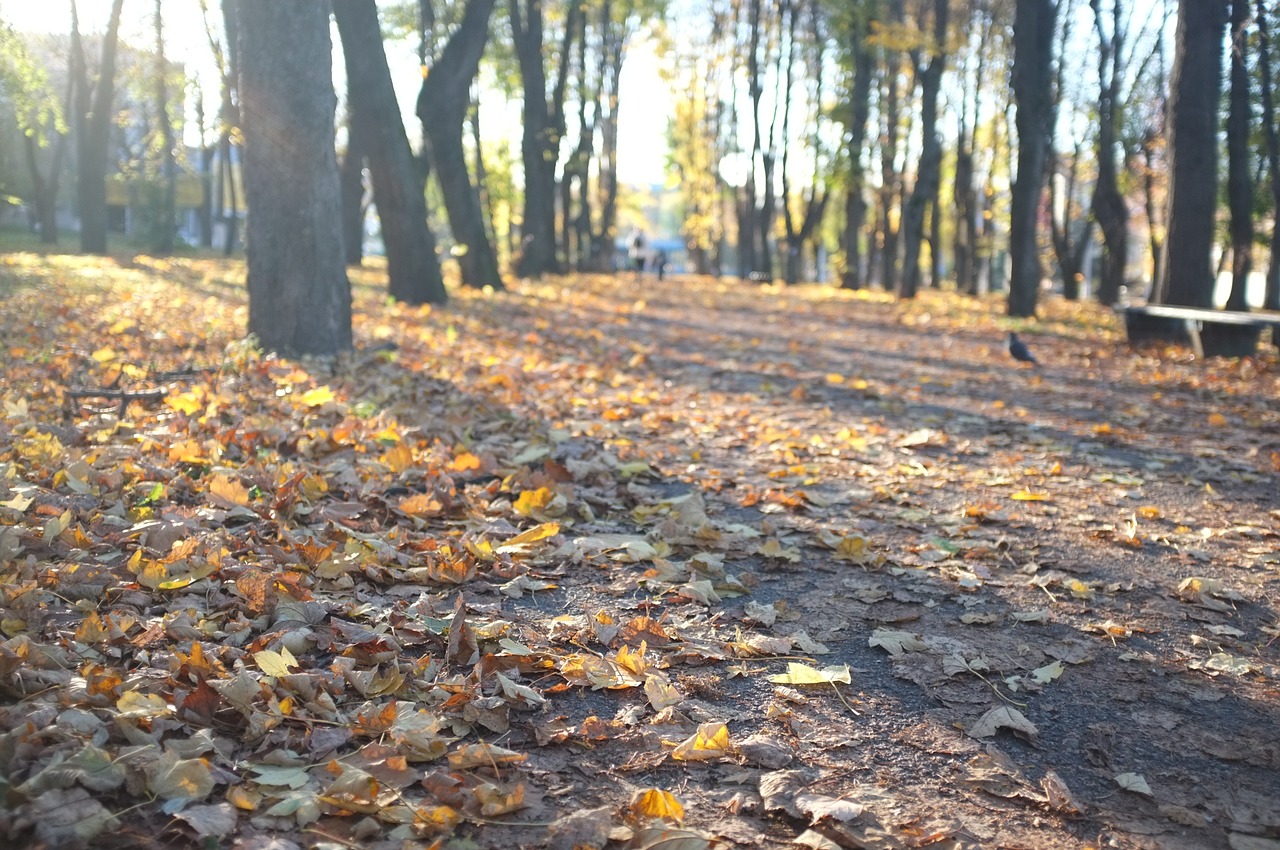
654,248,668,281
628,229,647,276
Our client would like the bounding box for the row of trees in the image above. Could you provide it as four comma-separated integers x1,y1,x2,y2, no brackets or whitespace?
3,0,1280,354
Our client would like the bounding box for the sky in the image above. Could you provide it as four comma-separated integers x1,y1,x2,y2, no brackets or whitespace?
0,1,672,187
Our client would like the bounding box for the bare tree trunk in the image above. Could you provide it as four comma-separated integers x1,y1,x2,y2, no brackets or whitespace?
879,0,904,293
1155,0,1225,308
154,0,177,254
1091,0,1130,305
900,0,949,298
334,0,447,305
1224,0,1252,311
841,35,873,289
510,0,575,277
239,0,351,354
1257,0,1280,310
340,116,366,266
417,0,503,289
1007,0,1057,317
71,0,125,255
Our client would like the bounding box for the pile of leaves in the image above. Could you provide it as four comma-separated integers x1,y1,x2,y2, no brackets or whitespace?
2,251,1279,850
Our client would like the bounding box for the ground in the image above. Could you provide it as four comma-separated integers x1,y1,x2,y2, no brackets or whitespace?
0,251,1277,850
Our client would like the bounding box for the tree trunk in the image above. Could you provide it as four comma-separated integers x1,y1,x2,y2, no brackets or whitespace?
900,0,949,299
154,0,177,254
340,116,366,266
954,120,974,294
417,0,502,289
239,0,352,354
1155,0,1225,307
71,0,125,255
1007,0,1057,317
1091,0,1129,305
509,0,570,278
1224,0,1252,311
1257,0,1280,310
334,0,447,305
879,7,903,293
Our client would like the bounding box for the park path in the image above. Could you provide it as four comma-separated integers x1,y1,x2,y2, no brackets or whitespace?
437,273,1280,849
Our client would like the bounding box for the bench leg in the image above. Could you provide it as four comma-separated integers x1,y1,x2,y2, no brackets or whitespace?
1182,319,1204,359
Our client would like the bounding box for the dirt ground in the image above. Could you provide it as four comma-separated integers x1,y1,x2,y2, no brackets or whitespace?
2,261,1278,850
430,274,1280,850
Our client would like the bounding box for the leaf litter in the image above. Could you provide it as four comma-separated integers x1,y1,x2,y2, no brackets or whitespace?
0,255,1278,848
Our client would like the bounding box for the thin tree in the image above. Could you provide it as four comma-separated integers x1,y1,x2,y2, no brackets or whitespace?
1154,0,1225,307
238,0,352,354
1049,0,1092,301
1007,0,1057,317
1091,0,1128,304
1223,0,1252,311
153,0,177,254
509,0,577,277
840,3,875,289
334,0,447,305
416,0,503,290
69,0,125,255
1257,0,1280,309
339,104,368,266
899,0,950,298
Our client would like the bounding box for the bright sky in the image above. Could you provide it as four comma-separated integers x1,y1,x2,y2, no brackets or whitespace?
2,1,671,187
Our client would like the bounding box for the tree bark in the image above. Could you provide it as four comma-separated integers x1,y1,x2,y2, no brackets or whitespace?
1257,0,1280,310
1091,0,1129,305
154,0,177,254
334,0,447,305
416,0,503,290
71,0,125,255
340,115,367,266
238,0,352,354
900,0,949,299
842,36,873,289
1007,0,1057,317
1155,0,1225,307
1224,0,1252,311
879,0,905,292
509,0,570,277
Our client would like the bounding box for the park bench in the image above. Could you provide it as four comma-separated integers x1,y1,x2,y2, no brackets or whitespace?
1121,304,1278,358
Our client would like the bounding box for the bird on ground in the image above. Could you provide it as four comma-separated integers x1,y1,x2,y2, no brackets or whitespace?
1008,332,1038,365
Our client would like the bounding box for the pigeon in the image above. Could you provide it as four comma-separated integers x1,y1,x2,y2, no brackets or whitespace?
1008,332,1038,365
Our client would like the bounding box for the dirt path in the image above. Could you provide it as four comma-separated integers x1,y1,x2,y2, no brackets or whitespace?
448,275,1280,849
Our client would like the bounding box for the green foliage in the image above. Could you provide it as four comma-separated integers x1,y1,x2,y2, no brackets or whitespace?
0,24,65,144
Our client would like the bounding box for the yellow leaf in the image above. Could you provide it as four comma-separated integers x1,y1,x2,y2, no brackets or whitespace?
449,451,482,472
254,647,298,677
397,492,443,518
1137,506,1161,519
298,386,335,407
631,788,685,823
496,521,561,553
768,662,852,685
383,443,415,473
207,473,250,507
513,487,555,517
1207,412,1228,427
156,562,217,590
91,347,117,363
671,722,731,761
1010,489,1049,501
166,389,205,415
